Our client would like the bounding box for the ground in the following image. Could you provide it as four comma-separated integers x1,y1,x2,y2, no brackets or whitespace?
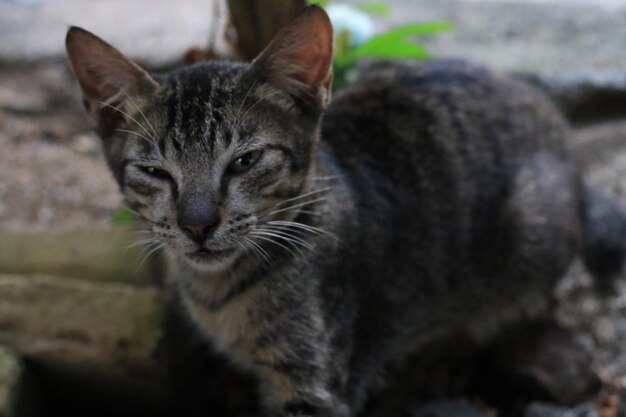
2,0,626,416
0,62,120,231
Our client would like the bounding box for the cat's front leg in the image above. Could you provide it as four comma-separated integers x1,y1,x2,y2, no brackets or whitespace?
254,361,349,417
247,312,350,417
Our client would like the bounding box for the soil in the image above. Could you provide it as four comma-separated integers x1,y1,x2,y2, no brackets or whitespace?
0,61,121,232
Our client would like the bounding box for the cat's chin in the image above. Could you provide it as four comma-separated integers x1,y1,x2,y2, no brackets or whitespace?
183,247,239,271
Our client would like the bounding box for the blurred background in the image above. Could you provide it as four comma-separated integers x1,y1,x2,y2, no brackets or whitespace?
1,0,626,416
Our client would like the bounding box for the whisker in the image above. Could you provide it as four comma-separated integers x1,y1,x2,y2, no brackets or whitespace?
252,229,314,251
261,224,310,239
235,240,256,263
253,187,333,217
250,234,300,259
267,196,328,216
241,236,273,266
125,237,158,252
135,216,159,226
257,230,315,255
266,220,338,241
233,79,258,127
121,205,159,226
293,209,322,217
310,175,342,181
279,186,333,206
235,95,267,130
259,228,314,250
114,128,156,145
137,242,165,271
121,235,157,263
120,205,157,225
137,240,157,258
122,205,141,216
246,237,273,265
87,98,154,140
120,88,157,137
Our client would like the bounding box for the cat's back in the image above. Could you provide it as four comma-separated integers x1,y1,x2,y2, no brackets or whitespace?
322,59,571,182
319,60,580,305
321,59,575,252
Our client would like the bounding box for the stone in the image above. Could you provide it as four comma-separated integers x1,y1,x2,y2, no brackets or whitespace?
574,121,626,194
410,399,487,417
0,0,226,68
352,0,626,81
0,347,20,417
525,402,599,417
0,228,164,286
0,273,165,385
345,0,626,123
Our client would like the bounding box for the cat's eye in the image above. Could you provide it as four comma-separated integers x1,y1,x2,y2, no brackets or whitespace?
228,150,263,174
139,166,172,180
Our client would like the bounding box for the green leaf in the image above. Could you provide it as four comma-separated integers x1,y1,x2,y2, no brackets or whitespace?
354,3,392,16
113,207,135,225
334,29,353,59
331,20,454,89
335,22,452,68
308,0,331,6
376,22,454,39
343,40,429,66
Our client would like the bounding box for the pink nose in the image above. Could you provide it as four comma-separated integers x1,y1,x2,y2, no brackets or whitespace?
182,224,210,237
180,220,219,244
177,190,220,244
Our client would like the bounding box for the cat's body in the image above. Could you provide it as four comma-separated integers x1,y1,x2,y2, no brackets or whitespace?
316,59,581,406
66,7,626,417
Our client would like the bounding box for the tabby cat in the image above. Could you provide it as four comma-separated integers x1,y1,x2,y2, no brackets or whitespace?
65,6,626,417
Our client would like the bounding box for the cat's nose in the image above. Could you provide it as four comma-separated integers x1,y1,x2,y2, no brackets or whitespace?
181,223,214,242
177,196,220,244
179,216,220,244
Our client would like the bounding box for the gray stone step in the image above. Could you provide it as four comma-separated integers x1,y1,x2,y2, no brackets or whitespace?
350,0,626,122
353,0,626,82
3,0,626,121
0,0,223,67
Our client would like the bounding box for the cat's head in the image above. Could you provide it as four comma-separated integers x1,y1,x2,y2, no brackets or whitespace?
65,6,333,272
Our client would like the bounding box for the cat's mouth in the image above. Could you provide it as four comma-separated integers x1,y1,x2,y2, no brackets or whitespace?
185,247,236,264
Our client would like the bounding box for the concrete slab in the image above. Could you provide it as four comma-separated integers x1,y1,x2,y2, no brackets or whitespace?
347,0,626,93
2,0,625,81
0,0,223,67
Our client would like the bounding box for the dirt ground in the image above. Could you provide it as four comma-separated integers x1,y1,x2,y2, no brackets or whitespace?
3,60,626,416
0,62,120,232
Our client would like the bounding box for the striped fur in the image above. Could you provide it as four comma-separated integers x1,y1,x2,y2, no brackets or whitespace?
66,6,626,416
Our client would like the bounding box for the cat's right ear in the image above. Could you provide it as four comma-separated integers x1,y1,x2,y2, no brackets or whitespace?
246,6,333,113
65,27,159,118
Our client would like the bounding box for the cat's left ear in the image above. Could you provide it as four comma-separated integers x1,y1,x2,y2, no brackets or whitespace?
65,26,159,119
248,5,333,112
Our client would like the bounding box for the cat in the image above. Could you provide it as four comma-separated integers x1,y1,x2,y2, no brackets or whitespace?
65,5,626,417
